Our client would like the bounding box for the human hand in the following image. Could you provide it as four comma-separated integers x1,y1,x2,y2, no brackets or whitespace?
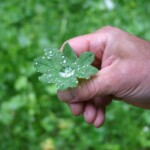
57,26,150,127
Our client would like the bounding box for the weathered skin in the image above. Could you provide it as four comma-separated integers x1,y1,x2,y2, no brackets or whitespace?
57,26,150,128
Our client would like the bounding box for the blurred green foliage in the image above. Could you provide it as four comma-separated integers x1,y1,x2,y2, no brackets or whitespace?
0,0,150,150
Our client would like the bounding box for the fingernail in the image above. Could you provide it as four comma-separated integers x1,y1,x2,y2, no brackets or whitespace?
57,90,75,101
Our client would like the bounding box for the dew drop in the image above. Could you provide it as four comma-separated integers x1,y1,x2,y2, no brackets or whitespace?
59,66,75,78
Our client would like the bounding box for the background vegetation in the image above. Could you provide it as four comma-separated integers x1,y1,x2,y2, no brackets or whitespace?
0,0,150,149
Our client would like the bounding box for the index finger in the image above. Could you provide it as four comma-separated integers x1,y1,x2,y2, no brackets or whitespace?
60,34,91,55
60,32,107,68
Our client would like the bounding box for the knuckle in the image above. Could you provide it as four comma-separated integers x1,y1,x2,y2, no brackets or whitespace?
101,25,114,31
95,26,116,42
100,26,122,36
77,80,98,100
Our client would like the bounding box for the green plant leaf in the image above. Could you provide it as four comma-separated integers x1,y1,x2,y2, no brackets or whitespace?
63,43,77,63
34,43,98,90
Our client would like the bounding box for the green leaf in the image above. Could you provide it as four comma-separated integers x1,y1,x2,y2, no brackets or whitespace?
34,43,98,90
63,43,77,63
76,52,94,65
76,66,98,79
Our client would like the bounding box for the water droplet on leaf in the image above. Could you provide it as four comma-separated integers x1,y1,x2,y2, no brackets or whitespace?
59,66,75,78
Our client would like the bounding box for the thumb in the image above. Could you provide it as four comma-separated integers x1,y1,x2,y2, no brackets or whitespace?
57,66,115,102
